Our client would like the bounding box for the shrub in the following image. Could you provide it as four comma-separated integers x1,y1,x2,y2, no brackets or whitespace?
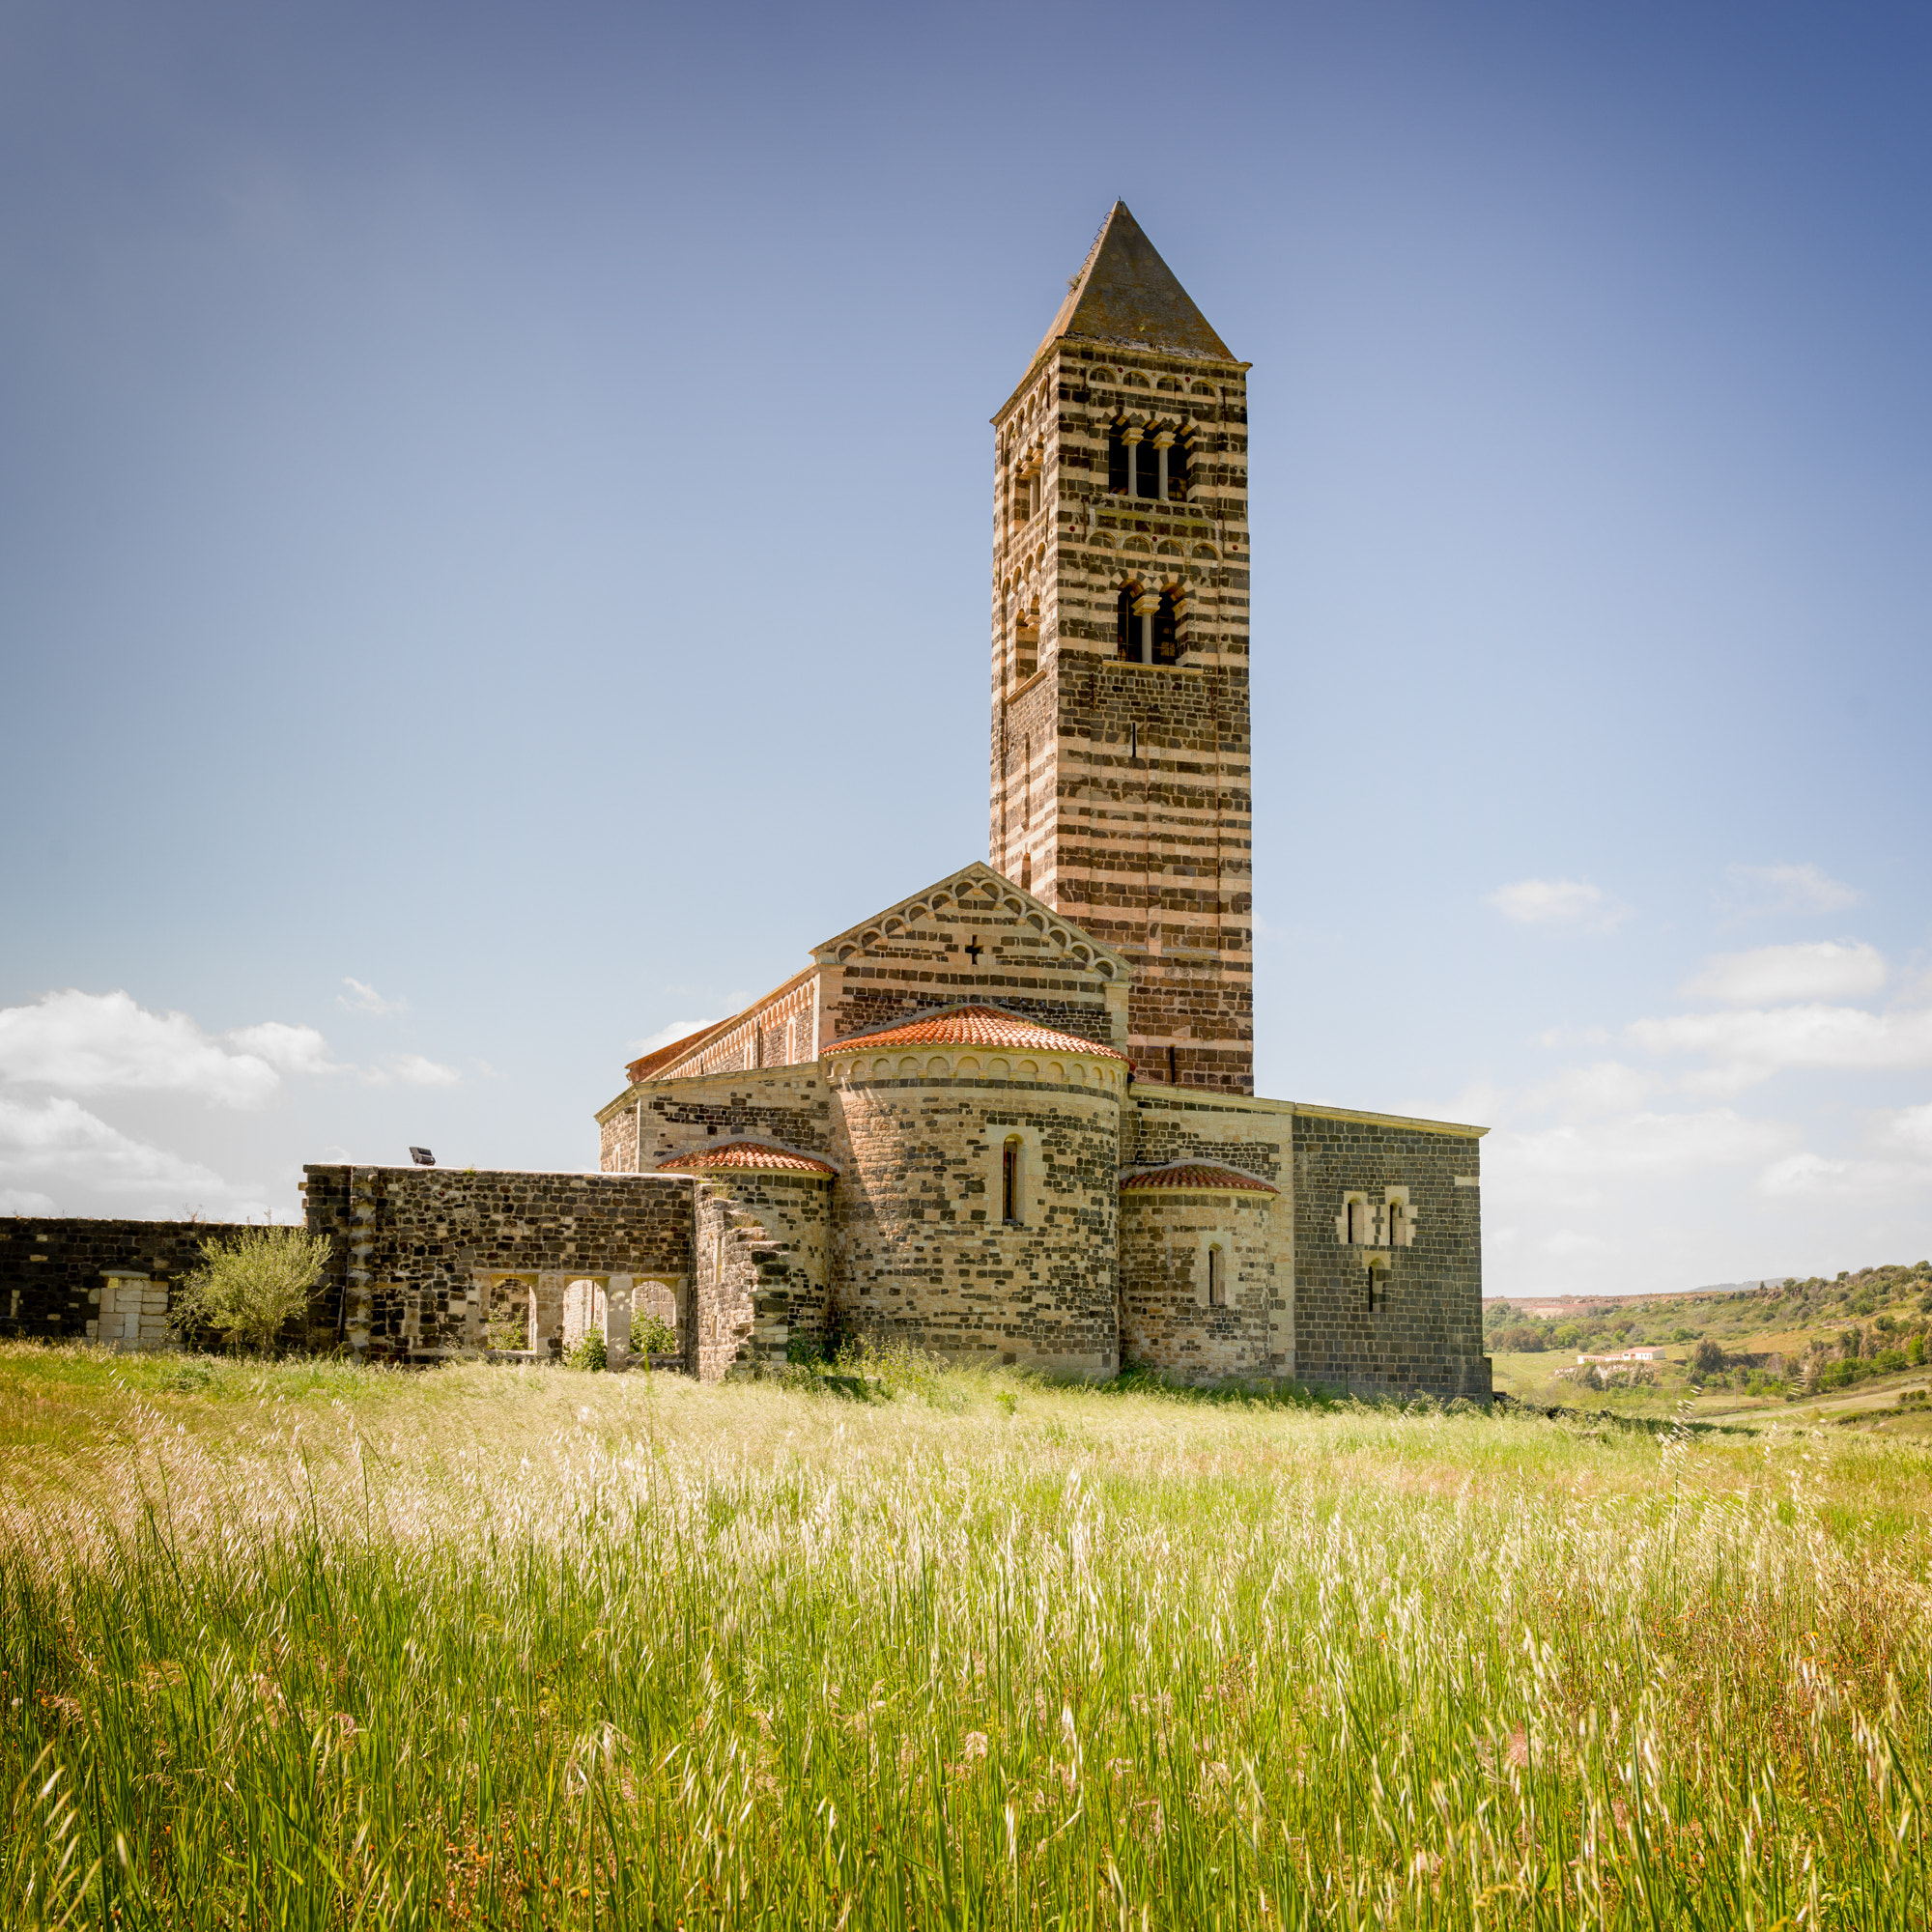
1690,1339,1727,1377
1874,1349,1908,1374
565,1332,607,1372
1911,1335,1927,1367
171,1226,333,1355
633,1314,678,1356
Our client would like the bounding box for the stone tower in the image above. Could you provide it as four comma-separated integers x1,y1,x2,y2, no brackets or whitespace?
988,203,1254,1093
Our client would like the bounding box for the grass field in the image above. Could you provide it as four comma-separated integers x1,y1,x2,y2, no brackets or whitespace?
4,1344,1930,1928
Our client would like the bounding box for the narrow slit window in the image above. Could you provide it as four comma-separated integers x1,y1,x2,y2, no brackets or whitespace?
1002,1138,1022,1224
1347,1199,1367,1244
1117,586,1142,663
1208,1246,1226,1307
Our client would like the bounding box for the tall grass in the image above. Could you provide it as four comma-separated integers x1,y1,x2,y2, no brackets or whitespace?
2,1343,1928,1928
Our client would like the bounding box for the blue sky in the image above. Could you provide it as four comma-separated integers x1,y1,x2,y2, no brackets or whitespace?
3,0,1929,1295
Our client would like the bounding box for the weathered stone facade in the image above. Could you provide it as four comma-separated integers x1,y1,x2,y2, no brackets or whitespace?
1287,1110,1490,1400
584,207,1492,1401
299,1166,694,1368
5,206,1490,1406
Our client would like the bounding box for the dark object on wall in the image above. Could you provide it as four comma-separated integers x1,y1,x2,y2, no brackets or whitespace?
410,1148,436,1167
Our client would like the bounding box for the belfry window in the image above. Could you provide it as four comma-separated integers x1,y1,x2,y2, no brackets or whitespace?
1151,590,1179,664
1163,434,1189,499
1118,586,1180,665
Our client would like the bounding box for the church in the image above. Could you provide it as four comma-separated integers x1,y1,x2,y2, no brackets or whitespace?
585,205,1492,1398
3,206,1491,1401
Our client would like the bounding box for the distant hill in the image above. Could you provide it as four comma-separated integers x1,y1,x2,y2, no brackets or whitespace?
1482,1261,1932,1402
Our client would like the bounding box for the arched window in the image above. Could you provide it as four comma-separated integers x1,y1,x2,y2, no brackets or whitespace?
1151,589,1180,665
1002,1137,1023,1224
1208,1244,1226,1307
1012,597,1038,684
1107,424,1161,499
1117,585,1141,663
1167,436,1189,497
1387,1200,1406,1247
1347,1199,1368,1244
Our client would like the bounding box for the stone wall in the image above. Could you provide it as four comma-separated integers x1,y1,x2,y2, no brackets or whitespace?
1288,1110,1491,1401
598,1067,837,1175
301,1166,692,1365
1120,1090,1293,1369
688,1171,832,1379
0,1217,257,1349
1119,1185,1279,1381
831,1066,1121,1376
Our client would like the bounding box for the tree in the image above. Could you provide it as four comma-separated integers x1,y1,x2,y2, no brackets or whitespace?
1690,1338,1727,1378
173,1225,332,1355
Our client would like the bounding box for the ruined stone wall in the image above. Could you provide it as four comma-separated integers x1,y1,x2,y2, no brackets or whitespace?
302,1166,692,1364
1288,1110,1490,1402
0,1216,262,1349
990,340,1255,1093
828,1062,1122,1377
688,1172,832,1379
1119,1188,1278,1382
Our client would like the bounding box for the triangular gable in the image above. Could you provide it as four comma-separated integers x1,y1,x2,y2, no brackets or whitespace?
812,861,1127,984
1033,202,1236,366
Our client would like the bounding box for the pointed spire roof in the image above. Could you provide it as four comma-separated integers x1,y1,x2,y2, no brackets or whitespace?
1034,202,1235,364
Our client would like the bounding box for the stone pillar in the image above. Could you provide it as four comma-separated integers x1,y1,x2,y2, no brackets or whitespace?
606,1273,634,1367
1152,430,1174,501
345,1169,379,1353
1122,424,1143,497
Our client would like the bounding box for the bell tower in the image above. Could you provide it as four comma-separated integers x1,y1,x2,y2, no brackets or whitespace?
989,203,1254,1093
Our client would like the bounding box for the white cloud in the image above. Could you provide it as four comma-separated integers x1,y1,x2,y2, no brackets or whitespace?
625,1017,724,1057
369,1054,461,1088
1725,863,1860,916
1629,1004,1932,1091
0,990,283,1107
0,1186,56,1215
1520,1061,1662,1119
0,1094,244,1208
1493,1108,1793,1179
1484,879,1628,931
225,1021,339,1075
1882,1102,1932,1157
1681,941,1887,1005
339,978,407,1016
1756,1151,1926,1201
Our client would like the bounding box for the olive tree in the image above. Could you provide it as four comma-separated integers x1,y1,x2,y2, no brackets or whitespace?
172,1225,333,1355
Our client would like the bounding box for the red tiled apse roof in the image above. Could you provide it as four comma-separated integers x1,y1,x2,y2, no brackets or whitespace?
827,1005,1127,1062
657,1142,836,1176
1119,1163,1278,1194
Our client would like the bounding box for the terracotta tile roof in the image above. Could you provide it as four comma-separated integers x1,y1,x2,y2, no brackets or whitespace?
656,1142,836,1176
826,1005,1127,1063
1119,1163,1278,1194
626,1023,731,1086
